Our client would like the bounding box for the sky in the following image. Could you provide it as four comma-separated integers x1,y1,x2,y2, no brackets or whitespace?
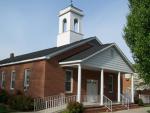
0,0,134,62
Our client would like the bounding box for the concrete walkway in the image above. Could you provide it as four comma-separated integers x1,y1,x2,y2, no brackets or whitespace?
110,107,150,113
15,107,150,113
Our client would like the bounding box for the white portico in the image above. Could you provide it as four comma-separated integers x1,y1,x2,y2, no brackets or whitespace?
60,43,135,105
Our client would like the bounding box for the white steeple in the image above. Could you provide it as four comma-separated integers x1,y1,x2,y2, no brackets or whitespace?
57,5,84,47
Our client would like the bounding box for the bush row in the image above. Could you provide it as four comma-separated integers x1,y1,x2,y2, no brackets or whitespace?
63,101,84,113
0,89,34,111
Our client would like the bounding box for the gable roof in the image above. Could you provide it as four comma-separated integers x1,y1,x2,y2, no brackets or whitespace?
61,42,112,62
0,37,100,66
60,43,134,72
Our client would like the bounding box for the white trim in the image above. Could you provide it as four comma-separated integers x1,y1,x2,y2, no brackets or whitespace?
10,70,16,90
60,63,80,67
0,37,101,67
1,71,5,89
77,64,82,102
82,44,113,62
118,72,121,102
0,57,46,67
46,37,102,59
82,43,134,73
65,69,73,93
24,69,31,88
59,60,82,65
100,69,104,105
113,44,134,72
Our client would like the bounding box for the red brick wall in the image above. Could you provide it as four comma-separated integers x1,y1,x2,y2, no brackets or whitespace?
0,60,46,98
104,72,118,101
63,68,118,101
44,59,65,97
122,74,131,93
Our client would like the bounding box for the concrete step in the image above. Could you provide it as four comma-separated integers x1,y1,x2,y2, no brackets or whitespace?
84,104,140,113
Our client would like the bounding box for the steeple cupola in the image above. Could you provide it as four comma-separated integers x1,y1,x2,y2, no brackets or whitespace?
57,5,84,47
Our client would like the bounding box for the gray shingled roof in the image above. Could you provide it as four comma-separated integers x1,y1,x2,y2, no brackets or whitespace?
60,40,112,62
0,37,97,65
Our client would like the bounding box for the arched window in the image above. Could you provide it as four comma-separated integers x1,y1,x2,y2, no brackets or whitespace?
63,19,67,32
74,19,78,32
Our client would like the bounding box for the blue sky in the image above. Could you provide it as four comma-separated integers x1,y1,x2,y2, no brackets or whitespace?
0,0,133,62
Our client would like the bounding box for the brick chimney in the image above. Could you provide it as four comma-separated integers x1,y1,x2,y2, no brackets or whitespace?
10,53,14,58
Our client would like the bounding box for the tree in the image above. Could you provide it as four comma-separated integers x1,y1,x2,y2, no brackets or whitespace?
123,0,150,85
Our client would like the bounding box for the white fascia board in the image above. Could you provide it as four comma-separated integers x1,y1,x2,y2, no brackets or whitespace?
0,56,46,67
59,60,82,65
82,43,134,73
112,43,134,72
94,36,103,45
46,37,99,59
82,44,114,62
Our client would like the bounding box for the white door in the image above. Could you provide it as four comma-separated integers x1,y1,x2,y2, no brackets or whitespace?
87,80,98,103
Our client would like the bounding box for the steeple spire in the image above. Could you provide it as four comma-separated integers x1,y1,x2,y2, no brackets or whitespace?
57,2,84,47
70,0,73,6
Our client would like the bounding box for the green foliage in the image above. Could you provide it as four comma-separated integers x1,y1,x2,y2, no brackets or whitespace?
147,110,150,113
0,104,11,113
0,90,9,104
134,98,144,106
62,102,84,113
8,95,34,111
137,98,144,106
124,0,150,84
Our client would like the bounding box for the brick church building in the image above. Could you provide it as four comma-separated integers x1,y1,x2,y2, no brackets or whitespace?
0,4,134,106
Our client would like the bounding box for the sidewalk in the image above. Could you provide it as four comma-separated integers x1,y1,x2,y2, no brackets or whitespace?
111,107,150,113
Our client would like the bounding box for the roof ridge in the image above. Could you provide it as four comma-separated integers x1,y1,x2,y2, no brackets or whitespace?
0,37,97,65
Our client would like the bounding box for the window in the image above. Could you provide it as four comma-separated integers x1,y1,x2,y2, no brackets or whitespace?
0,72,5,89
10,71,16,90
65,70,73,93
108,75,113,93
63,19,67,32
74,19,78,32
24,69,31,89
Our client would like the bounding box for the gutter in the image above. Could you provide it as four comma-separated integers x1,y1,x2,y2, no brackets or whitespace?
0,56,47,67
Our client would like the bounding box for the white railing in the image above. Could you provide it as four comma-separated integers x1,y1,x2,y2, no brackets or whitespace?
121,94,129,110
139,94,150,104
34,95,77,112
103,95,112,112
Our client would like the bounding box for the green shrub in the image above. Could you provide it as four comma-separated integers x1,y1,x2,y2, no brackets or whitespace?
0,90,9,104
147,110,150,113
134,98,139,104
8,95,34,111
0,104,10,113
63,102,84,113
138,98,144,106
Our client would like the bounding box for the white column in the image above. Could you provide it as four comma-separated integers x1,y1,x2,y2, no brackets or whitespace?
118,72,121,102
131,74,134,103
77,64,82,103
100,69,104,105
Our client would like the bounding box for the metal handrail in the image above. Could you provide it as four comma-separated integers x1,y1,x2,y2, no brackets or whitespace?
121,94,129,110
103,95,112,112
34,95,77,112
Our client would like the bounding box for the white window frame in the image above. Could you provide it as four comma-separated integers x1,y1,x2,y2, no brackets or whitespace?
63,18,67,32
10,70,16,90
65,70,73,93
24,69,31,88
74,18,79,32
108,75,114,93
0,72,5,89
